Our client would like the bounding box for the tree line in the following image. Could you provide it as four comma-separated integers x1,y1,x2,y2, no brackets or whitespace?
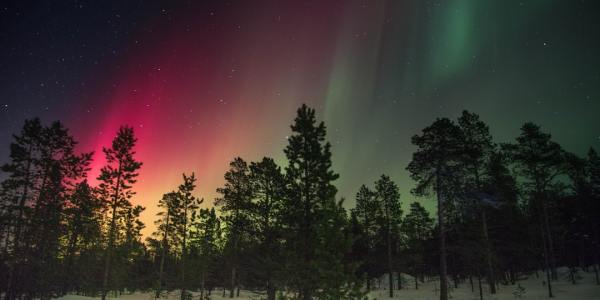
0,105,599,300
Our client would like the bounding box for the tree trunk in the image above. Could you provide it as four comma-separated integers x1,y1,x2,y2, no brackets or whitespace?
102,163,122,300
542,201,557,280
200,272,205,300
387,214,393,297
540,216,554,298
469,275,473,292
510,268,516,285
477,273,483,300
229,267,236,298
480,209,496,294
267,280,276,300
156,211,170,299
388,270,393,297
181,203,189,300
579,237,586,270
398,271,402,290
592,221,600,285
593,263,599,285
437,173,448,300
102,203,118,300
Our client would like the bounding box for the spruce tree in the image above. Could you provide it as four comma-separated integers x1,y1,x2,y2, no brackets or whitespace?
350,185,379,290
175,173,201,300
374,175,402,297
62,180,103,294
248,157,285,300
190,207,221,299
97,126,143,300
152,192,180,298
282,104,341,299
402,202,433,289
215,157,252,298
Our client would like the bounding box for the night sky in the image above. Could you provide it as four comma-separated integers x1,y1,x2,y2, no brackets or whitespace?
1,0,599,236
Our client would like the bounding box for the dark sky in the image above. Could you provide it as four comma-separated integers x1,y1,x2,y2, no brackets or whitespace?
1,0,599,236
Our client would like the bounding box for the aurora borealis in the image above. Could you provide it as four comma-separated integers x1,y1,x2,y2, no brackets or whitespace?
1,0,599,237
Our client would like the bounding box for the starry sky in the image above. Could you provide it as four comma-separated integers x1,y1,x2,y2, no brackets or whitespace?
1,0,599,237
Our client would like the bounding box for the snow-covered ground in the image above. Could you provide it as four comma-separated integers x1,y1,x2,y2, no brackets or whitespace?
368,268,599,300
58,268,600,300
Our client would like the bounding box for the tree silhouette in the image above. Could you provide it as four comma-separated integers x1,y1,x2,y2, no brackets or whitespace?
175,173,201,300
351,185,379,290
1,119,91,299
62,180,103,294
282,104,345,299
152,192,179,298
588,148,600,284
402,202,434,289
407,118,463,300
215,157,252,298
457,110,497,294
190,207,222,299
97,126,143,300
374,175,402,297
2,107,600,299
248,157,285,300
502,122,564,297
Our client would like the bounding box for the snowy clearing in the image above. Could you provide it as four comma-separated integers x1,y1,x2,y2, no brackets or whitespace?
57,268,600,300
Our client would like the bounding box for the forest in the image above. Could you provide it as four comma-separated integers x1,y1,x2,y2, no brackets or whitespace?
0,104,599,300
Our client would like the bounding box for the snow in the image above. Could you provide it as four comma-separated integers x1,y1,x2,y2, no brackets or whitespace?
59,290,265,300
57,268,600,300
368,269,600,300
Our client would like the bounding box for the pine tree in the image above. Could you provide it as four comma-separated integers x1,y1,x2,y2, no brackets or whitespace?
175,173,201,300
62,180,103,294
313,198,365,300
350,185,379,290
215,157,252,298
97,126,143,300
190,207,221,299
248,157,285,300
588,148,600,284
152,192,180,298
1,119,42,257
117,204,146,293
457,110,497,293
407,118,464,300
1,119,44,300
483,152,526,286
502,122,564,297
374,175,402,297
1,119,91,299
402,202,434,289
